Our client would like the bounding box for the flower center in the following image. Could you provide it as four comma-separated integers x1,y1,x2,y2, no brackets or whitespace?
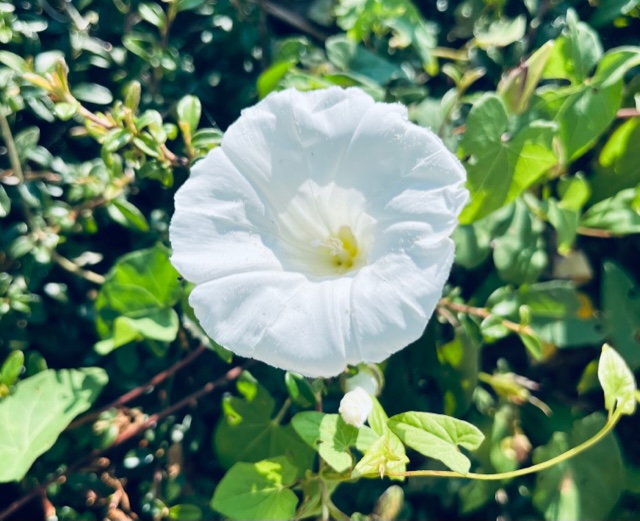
315,225,360,272
272,180,376,278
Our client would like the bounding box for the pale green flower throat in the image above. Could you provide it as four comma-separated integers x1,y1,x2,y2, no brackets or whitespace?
317,225,359,272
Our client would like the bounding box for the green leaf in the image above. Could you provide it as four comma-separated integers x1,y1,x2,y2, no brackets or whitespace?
71,83,113,105
284,372,316,408
94,244,181,351
591,119,640,201
0,350,24,387
108,199,150,232
552,80,622,162
211,456,299,521
191,128,224,152
602,262,640,370
0,185,10,218
581,188,640,235
53,102,78,121
351,432,409,479
591,46,640,88
291,411,377,473
103,128,133,153
498,40,555,115
388,412,484,474
474,16,526,48
542,9,602,84
168,504,202,521
214,372,313,471
0,368,107,482
532,413,624,521
257,60,297,99
491,201,548,284
598,344,637,415
325,35,404,84
459,94,557,223
590,0,640,27
139,2,167,29
177,95,201,137
0,51,28,72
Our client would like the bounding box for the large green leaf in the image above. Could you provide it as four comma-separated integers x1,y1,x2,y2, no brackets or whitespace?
214,372,313,471
581,188,640,235
532,413,624,521
0,368,108,482
491,201,548,284
542,9,602,84
94,244,181,353
211,456,299,521
291,411,377,473
590,119,640,202
325,35,403,84
387,412,484,473
459,94,557,224
598,344,637,416
602,262,640,370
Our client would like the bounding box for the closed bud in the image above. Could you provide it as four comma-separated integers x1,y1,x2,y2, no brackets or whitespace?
339,386,373,427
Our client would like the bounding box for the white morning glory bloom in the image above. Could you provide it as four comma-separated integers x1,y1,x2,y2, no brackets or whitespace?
339,386,373,428
170,87,467,377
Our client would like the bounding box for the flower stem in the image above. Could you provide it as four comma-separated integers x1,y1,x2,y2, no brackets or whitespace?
387,406,624,481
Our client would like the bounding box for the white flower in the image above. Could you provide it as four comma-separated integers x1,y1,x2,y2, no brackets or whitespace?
339,386,373,428
170,87,467,377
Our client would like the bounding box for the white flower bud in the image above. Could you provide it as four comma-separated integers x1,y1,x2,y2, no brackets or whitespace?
339,386,373,427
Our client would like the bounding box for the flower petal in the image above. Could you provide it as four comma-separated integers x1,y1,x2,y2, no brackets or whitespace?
190,271,354,377
170,148,283,284
221,87,376,207
349,240,455,363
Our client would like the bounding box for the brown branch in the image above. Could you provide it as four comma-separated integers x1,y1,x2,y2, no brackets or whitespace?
51,251,106,285
617,108,640,119
0,362,248,521
576,226,616,238
69,344,208,429
261,1,329,42
438,298,536,337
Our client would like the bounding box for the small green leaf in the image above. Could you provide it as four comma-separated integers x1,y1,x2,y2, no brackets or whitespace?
168,504,202,521
543,9,602,84
598,344,637,415
291,412,376,473
211,457,299,521
53,102,78,121
257,60,297,99
0,368,108,482
388,412,484,474
71,83,113,105
352,432,409,480
581,188,640,235
474,16,526,48
103,128,133,153
0,351,24,387
177,95,201,137
109,199,150,232
0,185,10,218
284,372,316,407
139,2,167,29
0,51,28,72
498,40,555,114
191,128,224,153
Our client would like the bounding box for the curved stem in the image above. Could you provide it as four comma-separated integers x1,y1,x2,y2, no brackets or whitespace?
387,406,624,481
